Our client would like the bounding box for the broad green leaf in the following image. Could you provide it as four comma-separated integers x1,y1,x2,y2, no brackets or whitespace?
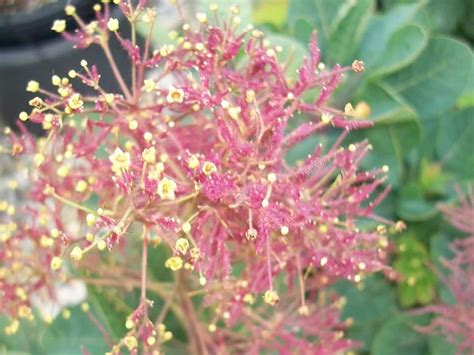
288,0,373,65
380,37,473,117
325,0,373,65
0,316,46,354
357,3,425,68
334,275,399,352
428,335,456,355
347,83,421,187
425,0,466,33
41,305,109,354
430,233,457,305
457,56,474,109
252,0,289,27
396,182,437,221
352,120,420,187
357,82,418,124
370,25,428,77
292,18,313,46
371,314,430,355
436,107,474,178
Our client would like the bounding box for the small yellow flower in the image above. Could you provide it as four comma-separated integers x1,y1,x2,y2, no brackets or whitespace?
230,5,240,15
202,161,217,175
123,335,137,350
166,85,185,104
182,222,192,233
75,179,88,192
227,106,241,120
141,146,156,164
86,213,96,227
267,172,277,183
175,238,190,255
243,293,255,304
187,154,199,169
97,240,107,251
165,256,183,271
68,93,84,110
50,256,63,271
352,59,365,73
65,5,76,15
143,78,156,92
19,112,28,121
354,101,371,119
109,147,131,173
263,289,279,306
26,80,40,93
34,153,45,167
159,44,175,57
70,246,83,261
107,18,119,32
57,165,70,177
51,19,66,33
196,13,208,23
18,305,32,318
157,177,177,200
280,225,289,235
344,103,355,115
321,113,333,124
245,89,255,103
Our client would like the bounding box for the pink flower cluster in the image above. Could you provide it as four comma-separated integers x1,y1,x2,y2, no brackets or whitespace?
1,2,395,353
416,189,474,354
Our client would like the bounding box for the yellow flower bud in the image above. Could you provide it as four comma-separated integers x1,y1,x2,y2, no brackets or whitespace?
165,256,183,271
51,20,66,33
107,18,119,32
70,246,83,261
50,256,63,271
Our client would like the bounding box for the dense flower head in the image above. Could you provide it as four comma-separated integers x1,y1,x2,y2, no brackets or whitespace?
0,1,396,353
415,188,474,354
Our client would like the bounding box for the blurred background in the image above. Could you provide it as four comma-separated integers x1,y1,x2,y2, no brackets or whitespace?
0,0,473,354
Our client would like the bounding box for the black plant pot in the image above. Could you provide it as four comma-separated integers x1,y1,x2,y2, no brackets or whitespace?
0,0,132,133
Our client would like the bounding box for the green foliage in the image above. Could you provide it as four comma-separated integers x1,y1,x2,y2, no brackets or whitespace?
371,314,431,355
4,1,471,353
393,235,437,307
284,0,473,353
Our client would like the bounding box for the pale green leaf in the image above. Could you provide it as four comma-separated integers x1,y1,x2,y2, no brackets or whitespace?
380,37,473,117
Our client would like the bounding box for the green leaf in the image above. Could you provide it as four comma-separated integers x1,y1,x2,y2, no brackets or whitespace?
334,275,399,351
252,0,289,27
380,37,473,117
288,0,373,65
0,316,46,354
436,107,474,178
425,0,466,33
370,25,428,77
357,3,425,68
394,235,437,307
358,82,418,124
372,314,430,355
349,119,420,187
430,233,456,305
41,305,109,354
325,0,373,65
396,182,437,221
428,334,456,355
